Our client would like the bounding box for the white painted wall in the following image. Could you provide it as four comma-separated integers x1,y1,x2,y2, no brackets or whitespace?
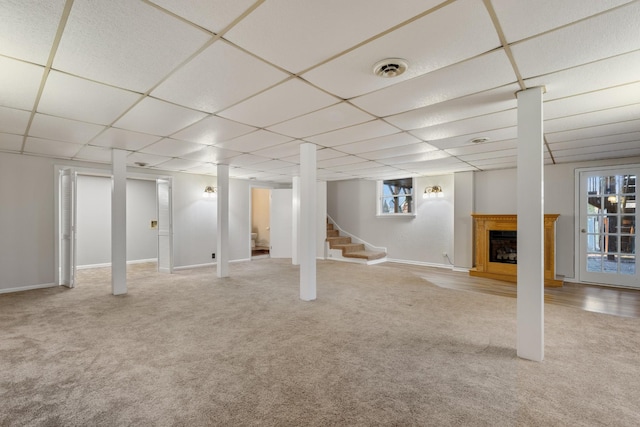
0,151,274,292
453,171,474,270
76,176,157,266
327,175,454,266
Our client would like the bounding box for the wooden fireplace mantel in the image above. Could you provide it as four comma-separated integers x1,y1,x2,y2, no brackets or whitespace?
469,214,562,287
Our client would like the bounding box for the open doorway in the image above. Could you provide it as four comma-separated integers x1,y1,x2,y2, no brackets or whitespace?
56,166,173,288
251,187,270,258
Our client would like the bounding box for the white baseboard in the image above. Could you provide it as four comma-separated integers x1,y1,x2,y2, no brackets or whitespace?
173,258,251,271
77,258,158,270
386,258,453,270
452,266,470,273
0,282,57,294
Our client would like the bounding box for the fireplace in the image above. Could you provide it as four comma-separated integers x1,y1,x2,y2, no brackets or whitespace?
470,214,562,287
489,230,517,264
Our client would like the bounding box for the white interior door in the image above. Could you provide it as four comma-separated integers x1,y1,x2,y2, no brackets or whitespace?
59,168,77,288
269,189,293,258
579,168,638,287
157,178,173,273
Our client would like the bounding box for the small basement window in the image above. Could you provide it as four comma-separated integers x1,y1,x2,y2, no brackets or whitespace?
377,177,416,217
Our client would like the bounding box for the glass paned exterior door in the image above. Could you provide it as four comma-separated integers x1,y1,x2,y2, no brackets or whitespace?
580,169,637,288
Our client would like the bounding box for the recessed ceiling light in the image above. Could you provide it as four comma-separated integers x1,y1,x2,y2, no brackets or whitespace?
373,58,408,78
470,137,490,144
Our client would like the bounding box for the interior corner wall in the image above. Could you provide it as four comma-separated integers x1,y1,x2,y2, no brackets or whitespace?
453,171,474,270
327,175,454,265
316,181,327,258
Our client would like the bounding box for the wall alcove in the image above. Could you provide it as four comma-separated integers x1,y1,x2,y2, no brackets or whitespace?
469,214,563,287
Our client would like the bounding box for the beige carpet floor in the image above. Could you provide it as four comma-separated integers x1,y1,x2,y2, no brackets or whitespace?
1,259,639,426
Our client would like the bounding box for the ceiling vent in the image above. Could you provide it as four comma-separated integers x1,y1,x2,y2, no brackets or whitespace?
373,58,408,78
470,137,490,144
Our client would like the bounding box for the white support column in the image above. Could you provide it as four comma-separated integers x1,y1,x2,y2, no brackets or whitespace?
111,149,127,295
217,164,230,278
517,87,545,362
292,176,300,266
300,143,316,301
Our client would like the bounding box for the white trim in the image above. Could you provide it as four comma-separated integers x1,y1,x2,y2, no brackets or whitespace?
0,283,57,294
77,258,158,270
386,258,453,270
173,258,251,271
452,266,470,273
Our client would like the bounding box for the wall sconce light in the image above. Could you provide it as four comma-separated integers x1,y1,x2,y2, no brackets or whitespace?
423,185,443,199
203,185,217,198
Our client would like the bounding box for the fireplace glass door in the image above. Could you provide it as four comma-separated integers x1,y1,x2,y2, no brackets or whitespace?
579,169,637,288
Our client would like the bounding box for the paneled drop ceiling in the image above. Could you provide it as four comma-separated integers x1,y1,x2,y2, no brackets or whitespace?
1,0,639,182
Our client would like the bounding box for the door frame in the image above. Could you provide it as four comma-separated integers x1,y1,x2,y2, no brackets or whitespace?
54,165,174,285
575,164,639,288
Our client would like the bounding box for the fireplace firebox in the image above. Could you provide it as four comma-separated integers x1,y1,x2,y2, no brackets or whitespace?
489,230,517,264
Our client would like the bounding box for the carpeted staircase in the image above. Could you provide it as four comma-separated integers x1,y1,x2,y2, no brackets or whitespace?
326,222,386,262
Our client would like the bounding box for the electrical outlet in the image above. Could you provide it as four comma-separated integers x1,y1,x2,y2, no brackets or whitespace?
212,253,216,259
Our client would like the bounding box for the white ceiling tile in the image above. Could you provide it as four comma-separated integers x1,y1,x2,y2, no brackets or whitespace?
445,139,517,156
306,120,399,148
279,147,348,164
545,83,640,120
0,57,44,110
253,140,303,159
53,0,210,92
512,2,640,79
0,0,66,64
316,170,357,181
492,0,632,43
304,0,500,98
224,0,442,73
152,40,288,113
218,79,339,128
0,133,24,152
0,106,30,135
548,132,640,151
526,50,640,102
546,119,640,143
317,155,367,169
226,154,272,167
348,165,405,177
180,146,242,163
325,161,386,172
458,149,518,162
379,150,451,165
352,49,517,117
186,162,218,175
156,158,204,171
172,115,256,145
552,140,640,158
385,84,519,131
267,103,374,139
127,152,172,167
91,128,161,151
427,127,518,150
359,142,438,161
140,138,205,157
553,147,640,163
23,137,81,158
29,114,105,144
147,0,256,33
228,167,263,178
410,110,517,143
113,98,207,136
251,159,297,172
215,130,292,152
545,104,640,134
337,133,421,155
73,145,113,163
394,156,467,174
470,156,518,166
38,71,140,125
